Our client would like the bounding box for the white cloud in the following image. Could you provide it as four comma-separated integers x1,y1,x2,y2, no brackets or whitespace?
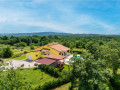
0,0,119,34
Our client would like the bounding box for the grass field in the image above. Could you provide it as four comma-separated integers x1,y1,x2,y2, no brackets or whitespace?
13,54,26,60
2,68,56,89
19,68,56,88
54,83,71,90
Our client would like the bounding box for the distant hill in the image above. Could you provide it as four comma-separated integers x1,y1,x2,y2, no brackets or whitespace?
0,32,73,36
0,32,117,36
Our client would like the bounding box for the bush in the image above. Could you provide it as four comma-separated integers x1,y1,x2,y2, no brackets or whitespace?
38,64,61,78
73,49,82,54
21,64,24,67
34,63,38,66
30,45,34,50
0,51,3,58
3,47,13,58
24,51,27,54
12,54,20,58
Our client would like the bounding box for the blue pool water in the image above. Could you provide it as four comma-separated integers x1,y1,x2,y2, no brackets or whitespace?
71,55,81,61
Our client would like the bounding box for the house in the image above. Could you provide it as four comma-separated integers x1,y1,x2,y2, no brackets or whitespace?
26,42,70,61
36,54,66,67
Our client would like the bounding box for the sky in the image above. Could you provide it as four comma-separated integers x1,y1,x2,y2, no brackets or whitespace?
0,0,120,34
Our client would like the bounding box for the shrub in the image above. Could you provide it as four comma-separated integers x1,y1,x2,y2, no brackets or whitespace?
0,51,3,58
21,64,24,67
24,51,27,54
35,75,72,90
34,63,38,66
39,64,61,78
3,47,13,58
30,45,34,50
12,54,20,58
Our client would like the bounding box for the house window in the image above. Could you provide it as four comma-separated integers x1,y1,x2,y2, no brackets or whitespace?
59,52,62,55
42,52,47,55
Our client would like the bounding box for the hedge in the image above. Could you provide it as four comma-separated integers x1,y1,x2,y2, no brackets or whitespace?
35,75,72,90
38,64,61,78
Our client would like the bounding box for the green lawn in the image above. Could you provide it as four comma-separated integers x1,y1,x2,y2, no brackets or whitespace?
19,69,56,88
13,54,26,60
2,68,56,89
54,83,71,90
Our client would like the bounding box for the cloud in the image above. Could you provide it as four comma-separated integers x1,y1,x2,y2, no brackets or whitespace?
0,0,119,34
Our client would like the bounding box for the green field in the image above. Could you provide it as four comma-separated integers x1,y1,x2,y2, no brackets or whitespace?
13,54,26,60
54,83,71,90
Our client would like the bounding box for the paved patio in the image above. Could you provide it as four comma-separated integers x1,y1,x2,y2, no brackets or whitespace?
2,60,38,70
60,54,73,65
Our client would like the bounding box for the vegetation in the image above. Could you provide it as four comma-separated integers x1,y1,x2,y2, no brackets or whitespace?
0,35,120,89
39,64,61,78
3,47,13,58
0,68,56,89
71,54,111,90
54,83,71,90
0,68,31,90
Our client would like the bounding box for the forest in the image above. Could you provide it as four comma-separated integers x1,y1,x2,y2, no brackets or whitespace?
0,35,120,90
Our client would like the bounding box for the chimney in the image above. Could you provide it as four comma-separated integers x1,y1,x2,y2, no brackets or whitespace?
52,41,55,45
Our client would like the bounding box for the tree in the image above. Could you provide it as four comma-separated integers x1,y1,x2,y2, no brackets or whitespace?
0,51,3,58
3,47,13,58
86,41,100,59
99,46,120,75
30,45,34,50
0,67,31,90
71,54,111,90
2,36,8,40
14,42,27,47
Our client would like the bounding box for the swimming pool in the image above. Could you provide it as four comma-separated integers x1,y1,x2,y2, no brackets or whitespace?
71,55,81,61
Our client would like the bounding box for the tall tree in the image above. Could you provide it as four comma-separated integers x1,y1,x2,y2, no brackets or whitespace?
71,54,111,90
3,47,13,58
0,67,31,90
100,46,120,75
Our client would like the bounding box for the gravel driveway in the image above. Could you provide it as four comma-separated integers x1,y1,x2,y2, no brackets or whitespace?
2,60,38,70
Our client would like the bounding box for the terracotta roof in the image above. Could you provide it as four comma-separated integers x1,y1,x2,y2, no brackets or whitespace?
49,44,70,52
36,58,56,65
45,54,65,60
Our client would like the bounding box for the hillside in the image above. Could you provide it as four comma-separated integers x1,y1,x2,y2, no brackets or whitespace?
0,32,72,36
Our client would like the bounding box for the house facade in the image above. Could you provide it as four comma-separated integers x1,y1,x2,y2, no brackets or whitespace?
26,42,70,61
